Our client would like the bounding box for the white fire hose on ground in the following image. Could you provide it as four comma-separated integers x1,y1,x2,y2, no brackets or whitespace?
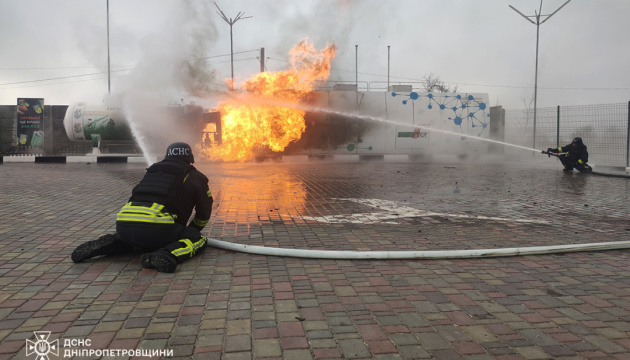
206,238,630,260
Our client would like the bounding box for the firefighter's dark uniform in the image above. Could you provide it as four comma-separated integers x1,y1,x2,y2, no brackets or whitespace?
546,137,592,172
71,142,213,273
116,158,213,262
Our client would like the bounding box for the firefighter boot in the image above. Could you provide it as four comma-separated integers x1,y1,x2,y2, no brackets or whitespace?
141,250,178,273
71,234,121,263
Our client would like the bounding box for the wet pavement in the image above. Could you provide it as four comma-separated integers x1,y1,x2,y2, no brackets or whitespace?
1,157,630,359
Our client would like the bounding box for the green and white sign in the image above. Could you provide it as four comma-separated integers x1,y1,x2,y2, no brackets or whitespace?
17,98,44,147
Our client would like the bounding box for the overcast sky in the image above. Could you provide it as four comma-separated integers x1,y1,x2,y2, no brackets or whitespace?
1,0,629,110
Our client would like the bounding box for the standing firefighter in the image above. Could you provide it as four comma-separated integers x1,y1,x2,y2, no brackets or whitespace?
72,142,213,273
543,137,593,172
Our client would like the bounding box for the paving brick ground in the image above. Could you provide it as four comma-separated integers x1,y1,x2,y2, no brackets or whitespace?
1,158,629,359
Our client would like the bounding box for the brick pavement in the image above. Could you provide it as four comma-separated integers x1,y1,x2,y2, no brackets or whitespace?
1,158,630,359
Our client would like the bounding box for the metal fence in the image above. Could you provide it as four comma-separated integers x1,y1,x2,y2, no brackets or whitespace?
505,102,629,167
3,102,630,167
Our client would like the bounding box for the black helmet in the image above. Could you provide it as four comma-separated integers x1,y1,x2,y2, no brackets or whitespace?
572,137,583,146
165,142,194,163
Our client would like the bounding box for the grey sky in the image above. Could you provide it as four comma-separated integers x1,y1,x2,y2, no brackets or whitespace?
1,0,629,110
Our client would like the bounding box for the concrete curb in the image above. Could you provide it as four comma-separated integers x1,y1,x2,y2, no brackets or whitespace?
0,155,152,164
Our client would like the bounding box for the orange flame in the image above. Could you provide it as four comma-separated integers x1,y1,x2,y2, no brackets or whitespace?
204,39,337,161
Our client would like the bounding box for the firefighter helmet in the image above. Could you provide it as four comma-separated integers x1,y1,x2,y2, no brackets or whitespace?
572,137,583,146
165,142,194,163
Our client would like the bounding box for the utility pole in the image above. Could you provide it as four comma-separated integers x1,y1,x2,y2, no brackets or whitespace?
509,0,571,150
355,45,359,111
214,2,252,90
259,47,265,72
107,0,111,94
387,45,390,89
355,45,358,87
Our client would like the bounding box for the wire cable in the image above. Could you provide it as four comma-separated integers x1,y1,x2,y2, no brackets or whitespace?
0,49,261,86
264,57,630,91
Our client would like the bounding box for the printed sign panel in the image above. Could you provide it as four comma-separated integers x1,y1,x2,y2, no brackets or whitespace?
395,125,430,149
317,91,489,155
17,98,44,147
288,91,490,156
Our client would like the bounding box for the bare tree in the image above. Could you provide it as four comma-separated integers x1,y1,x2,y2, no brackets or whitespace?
423,73,458,93
518,95,534,131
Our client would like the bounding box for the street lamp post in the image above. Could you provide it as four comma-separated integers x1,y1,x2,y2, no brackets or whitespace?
387,45,390,89
509,0,571,150
107,0,111,94
214,2,252,90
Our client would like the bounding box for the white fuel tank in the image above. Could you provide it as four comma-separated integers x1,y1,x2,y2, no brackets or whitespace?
64,102,133,141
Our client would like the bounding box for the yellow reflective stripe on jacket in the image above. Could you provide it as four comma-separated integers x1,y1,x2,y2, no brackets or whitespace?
192,217,209,228
171,236,207,258
578,159,584,164
207,190,212,198
116,202,175,224
558,147,564,152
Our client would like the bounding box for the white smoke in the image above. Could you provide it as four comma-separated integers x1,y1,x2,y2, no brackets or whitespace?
105,0,222,155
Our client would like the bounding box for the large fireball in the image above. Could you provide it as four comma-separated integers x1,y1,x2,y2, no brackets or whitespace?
203,39,337,161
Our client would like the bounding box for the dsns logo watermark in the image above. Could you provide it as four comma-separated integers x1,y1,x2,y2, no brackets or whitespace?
26,331,59,360
25,331,173,358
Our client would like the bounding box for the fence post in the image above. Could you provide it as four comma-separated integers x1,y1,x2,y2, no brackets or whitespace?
627,101,630,168
556,105,560,148
44,105,53,156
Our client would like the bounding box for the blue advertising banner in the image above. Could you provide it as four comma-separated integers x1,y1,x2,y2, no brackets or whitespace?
17,98,44,147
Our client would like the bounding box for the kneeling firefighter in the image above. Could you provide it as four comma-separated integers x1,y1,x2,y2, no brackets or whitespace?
543,137,592,172
72,142,213,273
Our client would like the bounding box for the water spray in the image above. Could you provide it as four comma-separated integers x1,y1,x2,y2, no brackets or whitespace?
307,105,630,179
122,102,154,166
221,91,542,155
221,92,630,179
303,105,542,154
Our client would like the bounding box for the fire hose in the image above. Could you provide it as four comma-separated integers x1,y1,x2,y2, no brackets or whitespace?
541,151,630,179
206,153,630,259
196,152,630,259
202,152,630,259
205,238,630,259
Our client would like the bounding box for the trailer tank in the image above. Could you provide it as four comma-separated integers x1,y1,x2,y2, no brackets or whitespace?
64,102,133,141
